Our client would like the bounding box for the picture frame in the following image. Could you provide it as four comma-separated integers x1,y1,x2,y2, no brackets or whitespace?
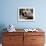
18,7,35,21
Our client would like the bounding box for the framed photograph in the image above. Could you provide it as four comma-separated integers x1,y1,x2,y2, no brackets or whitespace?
18,7,35,21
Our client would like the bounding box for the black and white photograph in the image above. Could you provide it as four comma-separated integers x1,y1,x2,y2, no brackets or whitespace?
18,7,35,21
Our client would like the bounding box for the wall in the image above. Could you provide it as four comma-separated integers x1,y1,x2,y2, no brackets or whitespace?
0,0,46,29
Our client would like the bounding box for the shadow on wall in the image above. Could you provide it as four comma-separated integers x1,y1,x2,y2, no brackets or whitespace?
0,24,7,43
